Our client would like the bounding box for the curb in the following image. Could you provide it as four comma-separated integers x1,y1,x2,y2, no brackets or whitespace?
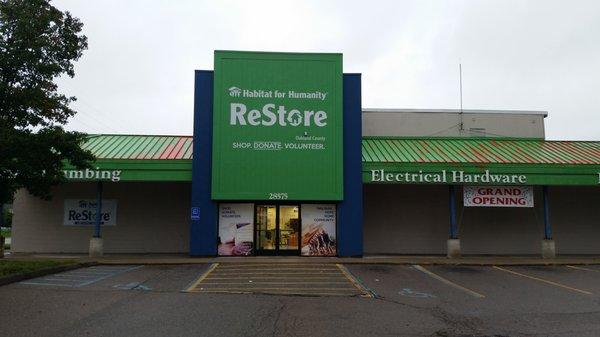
0,262,97,287
89,258,600,266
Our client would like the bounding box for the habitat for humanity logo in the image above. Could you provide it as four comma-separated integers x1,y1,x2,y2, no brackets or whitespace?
226,86,327,101
228,86,242,97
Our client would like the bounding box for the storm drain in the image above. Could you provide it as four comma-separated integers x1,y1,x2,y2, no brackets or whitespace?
186,263,372,297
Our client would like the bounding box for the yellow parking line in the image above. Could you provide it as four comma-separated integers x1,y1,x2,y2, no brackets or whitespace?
215,269,339,275
218,264,334,268
185,263,219,292
191,287,358,292
336,264,373,297
567,265,599,273
198,290,358,297
201,281,351,285
205,276,347,280
493,266,592,295
412,265,485,298
214,268,339,272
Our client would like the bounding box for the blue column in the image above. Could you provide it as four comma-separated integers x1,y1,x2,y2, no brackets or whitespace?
190,70,218,256
337,73,363,257
449,185,457,239
543,186,552,239
94,181,103,238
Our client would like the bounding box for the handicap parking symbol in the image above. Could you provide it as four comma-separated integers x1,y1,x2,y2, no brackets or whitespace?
399,288,435,298
191,207,200,220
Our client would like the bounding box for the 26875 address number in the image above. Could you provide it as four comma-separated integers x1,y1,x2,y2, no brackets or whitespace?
269,193,288,200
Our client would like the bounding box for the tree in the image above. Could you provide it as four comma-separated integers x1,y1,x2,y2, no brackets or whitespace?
0,0,94,207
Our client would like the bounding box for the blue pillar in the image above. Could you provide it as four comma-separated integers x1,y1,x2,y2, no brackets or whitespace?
449,185,457,239
337,73,363,257
94,181,103,238
543,186,552,239
190,70,218,256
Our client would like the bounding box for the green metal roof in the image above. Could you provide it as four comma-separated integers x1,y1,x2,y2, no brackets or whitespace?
362,137,600,165
74,135,600,185
83,135,193,160
84,135,600,165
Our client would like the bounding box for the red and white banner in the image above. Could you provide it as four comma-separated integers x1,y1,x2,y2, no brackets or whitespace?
463,186,534,207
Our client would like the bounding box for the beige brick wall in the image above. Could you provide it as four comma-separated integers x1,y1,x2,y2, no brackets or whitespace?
13,181,599,255
364,184,600,255
12,182,190,253
550,186,600,254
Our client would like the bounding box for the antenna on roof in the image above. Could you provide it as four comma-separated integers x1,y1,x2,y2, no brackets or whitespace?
459,62,464,134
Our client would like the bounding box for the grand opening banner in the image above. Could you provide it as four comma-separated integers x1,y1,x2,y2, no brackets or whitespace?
211,51,343,200
464,186,534,207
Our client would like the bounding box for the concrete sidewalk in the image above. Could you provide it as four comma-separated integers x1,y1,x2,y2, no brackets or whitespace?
6,253,600,266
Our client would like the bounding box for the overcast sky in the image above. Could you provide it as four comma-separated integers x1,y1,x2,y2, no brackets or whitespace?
54,0,600,140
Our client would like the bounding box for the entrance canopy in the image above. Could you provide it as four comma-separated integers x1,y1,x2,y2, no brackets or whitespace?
363,137,600,186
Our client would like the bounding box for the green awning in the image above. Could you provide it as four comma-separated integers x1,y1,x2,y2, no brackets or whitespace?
363,137,600,186
62,135,193,182
63,135,600,185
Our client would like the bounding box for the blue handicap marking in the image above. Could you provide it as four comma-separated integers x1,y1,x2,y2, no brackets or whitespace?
19,265,143,287
399,288,436,298
191,207,200,220
113,282,152,291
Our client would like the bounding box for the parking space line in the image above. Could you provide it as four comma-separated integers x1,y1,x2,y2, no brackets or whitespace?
412,265,485,298
211,270,340,276
493,266,592,295
213,268,337,272
191,287,358,292
567,265,600,273
205,276,347,280
186,263,369,297
200,281,351,285
17,281,77,287
196,290,358,296
19,265,143,288
184,263,219,292
76,265,143,287
42,278,85,282
336,264,375,298
216,264,334,268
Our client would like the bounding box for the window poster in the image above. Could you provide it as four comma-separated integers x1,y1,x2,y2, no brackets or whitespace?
218,203,254,256
301,204,336,256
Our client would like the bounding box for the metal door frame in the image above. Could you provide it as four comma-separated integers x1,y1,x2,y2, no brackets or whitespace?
254,203,301,256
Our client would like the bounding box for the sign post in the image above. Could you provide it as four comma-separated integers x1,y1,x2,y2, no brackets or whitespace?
89,181,104,257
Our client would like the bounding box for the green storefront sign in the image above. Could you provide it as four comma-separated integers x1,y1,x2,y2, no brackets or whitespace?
211,51,343,200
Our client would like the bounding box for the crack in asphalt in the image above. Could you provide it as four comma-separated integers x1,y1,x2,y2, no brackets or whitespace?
373,295,497,337
271,301,286,337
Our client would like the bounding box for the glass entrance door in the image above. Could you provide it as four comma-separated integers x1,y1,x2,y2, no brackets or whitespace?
255,204,300,255
278,205,299,253
256,205,276,253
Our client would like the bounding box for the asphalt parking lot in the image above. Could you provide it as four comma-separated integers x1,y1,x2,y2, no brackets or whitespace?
1,263,600,337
